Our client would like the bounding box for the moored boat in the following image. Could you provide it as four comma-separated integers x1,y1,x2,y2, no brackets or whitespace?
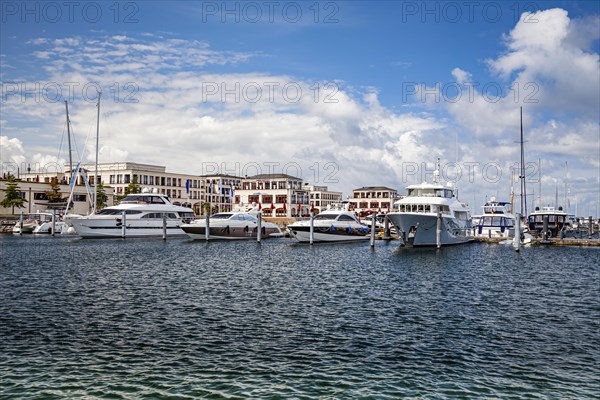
287,203,370,243
181,210,283,240
65,190,195,238
387,160,472,247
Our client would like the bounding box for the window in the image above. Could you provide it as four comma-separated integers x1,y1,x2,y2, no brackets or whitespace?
109,175,115,184
338,215,355,221
166,178,172,186
34,192,48,200
117,175,122,184
124,174,131,184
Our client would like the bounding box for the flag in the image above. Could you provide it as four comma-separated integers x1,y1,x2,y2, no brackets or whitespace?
271,202,274,210
208,179,213,194
80,168,92,196
185,179,190,194
219,178,223,195
258,202,262,210
69,161,81,190
297,203,301,215
229,182,234,199
310,202,314,212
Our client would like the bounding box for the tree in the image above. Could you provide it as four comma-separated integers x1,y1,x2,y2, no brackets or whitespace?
0,174,26,214
116,176,141,201
45,177,64,203
124,176,141,196
95,182,108,210
201,202,218,215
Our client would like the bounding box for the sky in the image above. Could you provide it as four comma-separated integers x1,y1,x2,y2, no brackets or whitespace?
1,1,599,216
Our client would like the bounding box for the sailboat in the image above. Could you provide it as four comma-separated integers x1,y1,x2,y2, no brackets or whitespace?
63,93,196,238
512,107,533,248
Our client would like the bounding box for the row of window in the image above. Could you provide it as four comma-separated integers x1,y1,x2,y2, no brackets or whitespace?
352,192,395,199
241,181,302,190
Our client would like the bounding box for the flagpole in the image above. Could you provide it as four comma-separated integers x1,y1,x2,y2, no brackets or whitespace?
94,91,101,213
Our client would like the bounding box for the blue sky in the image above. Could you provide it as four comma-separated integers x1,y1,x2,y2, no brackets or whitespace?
1,1,599,216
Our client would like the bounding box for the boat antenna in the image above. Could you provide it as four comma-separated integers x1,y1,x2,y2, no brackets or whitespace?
519,107,527,217
433,158,440,184
94,90,101,213
65,100,73,174
564,161,569,213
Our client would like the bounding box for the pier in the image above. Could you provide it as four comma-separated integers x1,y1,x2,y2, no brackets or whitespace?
472,236,600,247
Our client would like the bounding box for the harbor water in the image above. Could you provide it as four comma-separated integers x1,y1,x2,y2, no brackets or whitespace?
1,235,598,399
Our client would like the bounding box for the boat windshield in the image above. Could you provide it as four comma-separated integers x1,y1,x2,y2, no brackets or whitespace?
96,209,143,215
120,195,167,204
407,188,453,198
314,213,338,220
211,213,234,220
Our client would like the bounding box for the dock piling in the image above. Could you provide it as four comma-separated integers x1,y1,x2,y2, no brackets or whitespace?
436,211,442,249
19,211,23,236
370,216,376,247
51,209,56,237
383,216,391,240
121,210,126,238
205,213,210,241
514,213,521,252
257,212,262,243
309,212,314,245
162,213,167,240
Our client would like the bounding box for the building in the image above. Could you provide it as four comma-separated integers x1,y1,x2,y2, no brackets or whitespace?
236,174,311,217
304,184,343,213
348,186,400,217
20,162,242,216
0,178,114,215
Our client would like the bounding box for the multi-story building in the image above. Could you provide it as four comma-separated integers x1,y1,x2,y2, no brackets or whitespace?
0,179,114,215
348,186,400,217
236,173,311,218
304,184,343,213
20,162,242,216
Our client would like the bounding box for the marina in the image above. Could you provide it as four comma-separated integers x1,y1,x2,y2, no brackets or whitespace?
1,234,598,398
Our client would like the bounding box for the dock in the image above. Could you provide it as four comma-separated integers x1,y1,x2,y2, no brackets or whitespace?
472,236,600,247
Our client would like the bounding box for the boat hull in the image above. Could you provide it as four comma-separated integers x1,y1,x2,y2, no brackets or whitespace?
181,224,281,240
287,225,370,243
386,213,471,246
67,219,186,238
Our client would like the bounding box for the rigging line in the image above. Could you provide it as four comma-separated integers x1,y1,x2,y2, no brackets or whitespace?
57,119,67,167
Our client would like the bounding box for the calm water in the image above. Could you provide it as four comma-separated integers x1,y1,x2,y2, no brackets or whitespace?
1,235,599,399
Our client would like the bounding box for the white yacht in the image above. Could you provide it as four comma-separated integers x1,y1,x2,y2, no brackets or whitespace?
65,190,195,238
387,162,472,246
12,213,50,234
472,198,516,238
287,203,371,243
181,208,283,240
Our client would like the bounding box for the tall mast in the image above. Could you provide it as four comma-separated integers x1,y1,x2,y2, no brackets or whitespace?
519,107,527,217
564,161,568,212
94,91,101,213
64,100,73,173
538,158,542,209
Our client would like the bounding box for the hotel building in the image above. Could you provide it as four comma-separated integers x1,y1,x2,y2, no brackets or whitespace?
348,186,400,217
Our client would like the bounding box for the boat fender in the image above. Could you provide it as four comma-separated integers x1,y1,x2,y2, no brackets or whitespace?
225,225,230,235
330,225,335,233
346,226,353,234
261,226,266,235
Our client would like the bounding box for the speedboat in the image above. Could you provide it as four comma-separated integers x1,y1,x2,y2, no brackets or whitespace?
64,190,195,238
287,203,370,243
472,198,516,238
181,210,283,240
12,212,57,234
527,206,568,238
387,161,472,246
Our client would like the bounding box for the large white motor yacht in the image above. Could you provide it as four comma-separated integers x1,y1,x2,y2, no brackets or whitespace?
287,203,370,243
387,162,472,246
65,190,195,238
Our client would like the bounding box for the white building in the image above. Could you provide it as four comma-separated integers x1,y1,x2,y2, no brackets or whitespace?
20,162,242,216
0,179,114,215
304,184,343,213
236,174,310,218
348,186,400,217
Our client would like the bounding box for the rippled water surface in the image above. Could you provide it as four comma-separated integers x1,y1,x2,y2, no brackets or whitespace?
1,235,599,399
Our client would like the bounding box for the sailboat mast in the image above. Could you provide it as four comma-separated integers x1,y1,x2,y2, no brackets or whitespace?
94,91,101,212
538,158,542,209
519,107,527,217
564,161,568,212
64,100,73,173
